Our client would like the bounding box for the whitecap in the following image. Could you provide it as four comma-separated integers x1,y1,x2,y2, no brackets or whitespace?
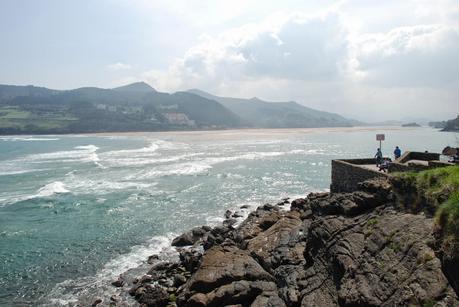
36,181,70,198
0,137,59,142
131,162,212,179
20,144,100,163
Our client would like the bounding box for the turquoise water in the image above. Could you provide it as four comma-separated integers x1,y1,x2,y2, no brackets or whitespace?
0,127,456,305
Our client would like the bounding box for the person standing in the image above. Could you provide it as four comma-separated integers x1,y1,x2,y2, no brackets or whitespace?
375,148,383,166
394,146,401,159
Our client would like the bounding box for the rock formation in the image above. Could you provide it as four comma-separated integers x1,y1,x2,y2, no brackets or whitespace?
109,178,458,306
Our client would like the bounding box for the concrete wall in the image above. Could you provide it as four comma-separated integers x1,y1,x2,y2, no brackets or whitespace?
388,162,429,173
330,159,388,193
398,151,440,163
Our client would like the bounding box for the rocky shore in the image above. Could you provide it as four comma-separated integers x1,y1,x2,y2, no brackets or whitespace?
99,178,459,306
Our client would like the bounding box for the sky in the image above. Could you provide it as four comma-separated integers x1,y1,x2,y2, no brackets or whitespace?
0,0,458,122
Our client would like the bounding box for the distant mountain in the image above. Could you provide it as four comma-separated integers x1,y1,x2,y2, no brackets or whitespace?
188,89,358,128
401,122,421,127
113,81,156,93
0,84,58,100
0,82,359,135
0,83,243,134
443,115,459,132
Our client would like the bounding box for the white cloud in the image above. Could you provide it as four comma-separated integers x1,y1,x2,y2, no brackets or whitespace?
142,12,350,92
120,1,459,121
352,24,459,86
107,62,132,71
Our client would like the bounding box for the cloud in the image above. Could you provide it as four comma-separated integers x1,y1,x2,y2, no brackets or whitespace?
107,62,132,71
352,24,459,86
124,2,458,121
143,12,350,92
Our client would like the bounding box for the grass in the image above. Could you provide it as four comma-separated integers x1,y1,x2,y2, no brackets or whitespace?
417,166,459,250
395,165,459,256
367,217,378,227
0,106,77,130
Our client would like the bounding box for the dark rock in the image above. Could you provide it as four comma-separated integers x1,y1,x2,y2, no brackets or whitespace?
135,284,169,307
201,225,212,232
134,189,459,306
246,211,303,270
290,198,308,212
173,274,187,287
111,275,125,287
91,298,102,306
110,295,119,302
171,232,195,247
172,226,210,247
223,218,237,227
261,203,276,211
129,284,141,296
140,274,153,284
177,245,275,305
179,248,202,273
231,212,244,218
224,210,232,219
240,204,250,209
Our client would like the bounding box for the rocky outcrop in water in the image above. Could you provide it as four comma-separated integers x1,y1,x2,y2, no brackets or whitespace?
108,178,458,306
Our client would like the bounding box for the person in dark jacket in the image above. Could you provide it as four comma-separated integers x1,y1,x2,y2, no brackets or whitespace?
375,148,383,166
394,146,402,159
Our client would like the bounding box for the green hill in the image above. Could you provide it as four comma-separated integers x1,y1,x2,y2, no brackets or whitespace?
188,89,358,128
0,83,358,134
0,83,243,134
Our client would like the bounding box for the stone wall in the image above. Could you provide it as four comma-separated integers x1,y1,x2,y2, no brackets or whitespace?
388,160,452,173
331,159,388,193
388,162,429,173
398,151,440,163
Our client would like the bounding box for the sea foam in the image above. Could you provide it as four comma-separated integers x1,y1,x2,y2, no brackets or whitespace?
36,181,70,198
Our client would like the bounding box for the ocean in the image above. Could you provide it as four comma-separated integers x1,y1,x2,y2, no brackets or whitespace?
0,127,456,305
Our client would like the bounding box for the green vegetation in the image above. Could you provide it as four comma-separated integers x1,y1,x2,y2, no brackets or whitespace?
367,217,378,227
0,83,247,134
422,299,436,307
396,166,459,256
0,106,77,132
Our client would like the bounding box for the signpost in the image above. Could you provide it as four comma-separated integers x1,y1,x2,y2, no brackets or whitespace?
376,134,385,152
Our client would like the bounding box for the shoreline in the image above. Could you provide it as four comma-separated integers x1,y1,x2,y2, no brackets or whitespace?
0,125,428,138
90,177,458,306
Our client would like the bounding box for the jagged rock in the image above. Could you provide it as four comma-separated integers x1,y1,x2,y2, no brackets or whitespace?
224,210,232,219
251,292,286,307
245,211,302,270
223,218,237,227
179,248,203,273
91,298,102,306
231,212,243,218
140,274,153,284
177,245,275,305
172,226,210,247
111,275,125,287
185,280,281,306
135,284,169,307
203,225,233,250
130,179,459,306
234,208,282,244
173,274,187,287
172,232,195,247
